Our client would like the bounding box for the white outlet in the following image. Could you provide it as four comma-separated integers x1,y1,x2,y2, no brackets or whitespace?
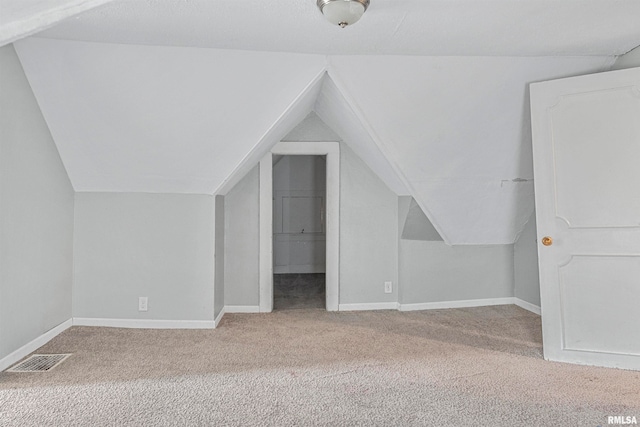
138,297,148,312
384,281,393,294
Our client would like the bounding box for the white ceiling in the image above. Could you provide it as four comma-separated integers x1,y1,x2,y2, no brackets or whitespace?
15,36,614,244
14,38,327,194
7,0,640,244
24,0,640,56
0,0,113,45
327,54,613,244
315,74,409,195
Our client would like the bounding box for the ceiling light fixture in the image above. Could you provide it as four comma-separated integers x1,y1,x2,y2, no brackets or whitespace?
317,0,370,28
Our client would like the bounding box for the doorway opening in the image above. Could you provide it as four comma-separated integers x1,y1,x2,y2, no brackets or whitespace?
272,155,326,310
259,141,340,313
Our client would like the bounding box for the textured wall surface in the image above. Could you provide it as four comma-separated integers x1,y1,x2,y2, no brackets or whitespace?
613,46,640,70
224,166,260,306
214,195,225,319
399,241,514,305
73,192,214,321
339,145,398,305
0,44,75,360
514,213,541,307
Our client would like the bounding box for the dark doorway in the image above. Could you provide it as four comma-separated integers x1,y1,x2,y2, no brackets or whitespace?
274,273,325,310
272,155,326,310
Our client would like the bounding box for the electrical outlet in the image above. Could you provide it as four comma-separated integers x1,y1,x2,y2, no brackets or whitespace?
138,297,148,312
384,281,393,294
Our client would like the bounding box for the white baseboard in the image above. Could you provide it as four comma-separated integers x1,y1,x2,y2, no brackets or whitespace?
0,319,72,372
514,298,542,315
339,302,399,311
398,297,516,312
73,318,216,329
214,307,226,327
398,297,542,315
224,305,261,313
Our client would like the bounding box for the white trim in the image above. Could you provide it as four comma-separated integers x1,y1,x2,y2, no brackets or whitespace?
224,305,261,313
214,307,226,327
264,141,341,312
72,318,215,329
337,298,542,314
514,298,542,315
398,297,516,312
259,154,274,313
339,302,399,311
0,319,72,372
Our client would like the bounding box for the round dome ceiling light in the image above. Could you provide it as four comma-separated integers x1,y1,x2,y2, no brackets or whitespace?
317,0,370,28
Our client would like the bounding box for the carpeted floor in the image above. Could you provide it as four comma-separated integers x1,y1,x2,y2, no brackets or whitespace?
274,273,325,310
1,306,638,426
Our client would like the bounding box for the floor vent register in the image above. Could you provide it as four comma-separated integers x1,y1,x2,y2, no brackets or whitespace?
6,354,71,372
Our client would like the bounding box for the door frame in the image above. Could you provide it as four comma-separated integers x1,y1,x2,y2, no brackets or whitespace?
259,141,340,312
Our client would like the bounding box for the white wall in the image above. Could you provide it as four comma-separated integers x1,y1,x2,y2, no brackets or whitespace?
73,192,214,321
0,44,75,360
401,198,443,241
514,212,541,307
223,112,523,311
399,241,514,305
281,112,341,142
339,145,398,305
397,194,515,305
612,45,640,70
214,195,225,319
273,155,326,274
224,142,399,308
224,166,260,307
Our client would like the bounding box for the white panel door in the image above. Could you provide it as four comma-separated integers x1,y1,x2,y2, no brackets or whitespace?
530,67,640,370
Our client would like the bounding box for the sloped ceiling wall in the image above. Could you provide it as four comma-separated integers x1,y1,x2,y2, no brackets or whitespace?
0,0,114,46
282,112,341,143
15,37,614,244
315,75,409,196
15,38,326,194
402,198,443,242
328,55,614,244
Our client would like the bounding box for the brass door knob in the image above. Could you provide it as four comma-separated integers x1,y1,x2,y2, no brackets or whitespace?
541,236,553,246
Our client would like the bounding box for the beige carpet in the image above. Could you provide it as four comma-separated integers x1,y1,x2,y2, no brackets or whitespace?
1,306,638,426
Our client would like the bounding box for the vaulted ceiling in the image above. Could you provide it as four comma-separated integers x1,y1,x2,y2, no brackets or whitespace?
6,0,640,56
4,0,640,245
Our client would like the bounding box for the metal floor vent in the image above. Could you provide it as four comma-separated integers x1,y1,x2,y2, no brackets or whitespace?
7,354,71,373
